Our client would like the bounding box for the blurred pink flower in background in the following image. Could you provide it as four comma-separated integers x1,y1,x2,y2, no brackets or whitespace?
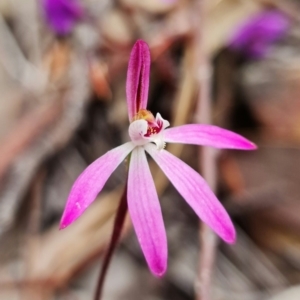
229,10,290,58
60,40,256,276
42,0,84,35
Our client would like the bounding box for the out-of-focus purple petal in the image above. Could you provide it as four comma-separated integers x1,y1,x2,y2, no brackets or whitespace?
43,0,84,36
164,124,257,150
127,147,167,276
126,40,151,121
145,144,236,243
229,10,290,58
60,142,134,229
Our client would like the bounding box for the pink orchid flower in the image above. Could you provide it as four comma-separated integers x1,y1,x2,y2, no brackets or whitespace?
60,40,256,276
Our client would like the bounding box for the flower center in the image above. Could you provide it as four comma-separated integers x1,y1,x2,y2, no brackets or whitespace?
129,110,170,150
145,125,162,137
133,109,163,137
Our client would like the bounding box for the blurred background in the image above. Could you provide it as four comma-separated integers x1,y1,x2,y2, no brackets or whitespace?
0,0,299,299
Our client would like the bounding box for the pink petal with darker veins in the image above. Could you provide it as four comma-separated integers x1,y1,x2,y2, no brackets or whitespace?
145,144,236,244
127,147,167,276
60,142,135,229
126,40,151,121
164,124,257,150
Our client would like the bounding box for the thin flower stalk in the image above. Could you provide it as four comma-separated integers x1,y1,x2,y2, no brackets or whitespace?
94,184,128,300
60,39,257,277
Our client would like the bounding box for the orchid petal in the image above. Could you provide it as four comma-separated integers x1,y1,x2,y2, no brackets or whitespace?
60,142,135,229
164,124,257,150
128,147,167,276
145,144,235,243
126,40,151,121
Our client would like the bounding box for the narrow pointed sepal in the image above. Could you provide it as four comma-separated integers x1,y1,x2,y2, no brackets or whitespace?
127,147,168,276
126,40,151,121
60,142,134,229
164,124,257,150
146,144,236,244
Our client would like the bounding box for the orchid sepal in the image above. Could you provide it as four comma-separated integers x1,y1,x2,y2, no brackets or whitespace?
126,40,151,121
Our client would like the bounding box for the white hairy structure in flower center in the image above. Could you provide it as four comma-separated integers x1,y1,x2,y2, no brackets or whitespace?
129,109,170,150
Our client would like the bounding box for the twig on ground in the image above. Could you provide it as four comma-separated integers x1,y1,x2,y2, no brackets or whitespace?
194,1,218,299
